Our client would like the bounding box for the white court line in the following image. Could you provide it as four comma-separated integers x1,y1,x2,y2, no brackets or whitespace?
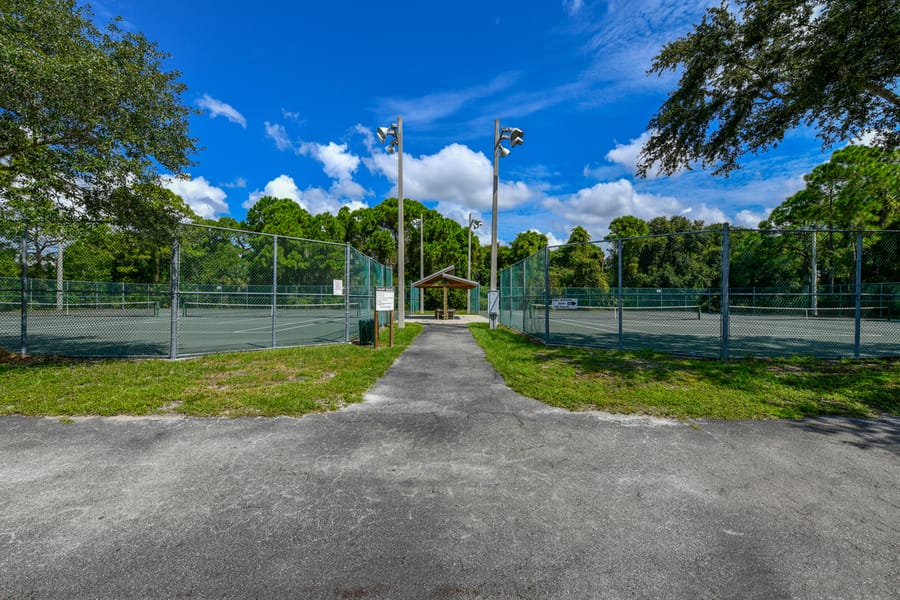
233,317,336,334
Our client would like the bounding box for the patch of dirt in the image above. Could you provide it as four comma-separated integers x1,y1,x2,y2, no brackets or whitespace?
158,400,184,414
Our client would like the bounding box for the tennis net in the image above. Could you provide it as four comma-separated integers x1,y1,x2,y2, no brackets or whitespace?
182,301,359,319
0,301,159,317
728,305,891,320
536,304,702,320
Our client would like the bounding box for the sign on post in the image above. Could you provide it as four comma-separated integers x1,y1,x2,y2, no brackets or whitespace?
551,298,578,309
488,290,500,330
374,286,395,348
375,287,395,312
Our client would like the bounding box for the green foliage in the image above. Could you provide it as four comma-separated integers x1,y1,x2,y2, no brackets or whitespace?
551,226,608,289
639,0,900,177
507,230,548,265
245,196,313,237
766,146,900,230
0,0,198,225
605,216,721,288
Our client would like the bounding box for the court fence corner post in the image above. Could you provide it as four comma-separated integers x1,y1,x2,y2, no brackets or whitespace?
720,223,730,361
344,244,351,344
617,238,624,352
544,246,550,343
20,225,28,357
169,236,180,360
854,232,862,358
271,235,278,349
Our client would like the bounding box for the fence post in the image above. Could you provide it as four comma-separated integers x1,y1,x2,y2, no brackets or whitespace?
20,227,28,356
617,238,624,351
811,229,818,316
271,235,278,348
523,257,527,332
344,244,351,344
544,247,550,342
721,223,730,361
169,237,180,359
854,233,862,358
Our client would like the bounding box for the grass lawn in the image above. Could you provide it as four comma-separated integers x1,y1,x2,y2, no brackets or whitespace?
0,324,421,418
469,323,900,420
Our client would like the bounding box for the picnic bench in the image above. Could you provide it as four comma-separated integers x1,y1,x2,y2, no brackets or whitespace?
434,308,456,320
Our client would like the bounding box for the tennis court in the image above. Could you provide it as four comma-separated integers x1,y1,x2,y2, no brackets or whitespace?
0,300,371,357
509,304,900,358
0,222,393,358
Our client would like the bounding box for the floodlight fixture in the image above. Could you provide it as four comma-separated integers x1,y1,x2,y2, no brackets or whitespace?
497,145,511,158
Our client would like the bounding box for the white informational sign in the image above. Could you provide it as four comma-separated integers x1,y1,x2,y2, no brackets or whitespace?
333,279,343,296
551,298,578,309
375,286,395,312
488,290,500,316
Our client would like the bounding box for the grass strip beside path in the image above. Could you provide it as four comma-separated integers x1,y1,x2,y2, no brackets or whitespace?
470,324,899,420
0,324,421,418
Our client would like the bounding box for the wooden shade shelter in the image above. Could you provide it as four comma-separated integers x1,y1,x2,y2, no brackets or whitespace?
412,266,478,319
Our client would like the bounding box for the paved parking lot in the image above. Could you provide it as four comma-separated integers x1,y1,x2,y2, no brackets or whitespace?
1,322,898,599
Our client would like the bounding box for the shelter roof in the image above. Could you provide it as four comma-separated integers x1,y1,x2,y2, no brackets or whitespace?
411,266,479,290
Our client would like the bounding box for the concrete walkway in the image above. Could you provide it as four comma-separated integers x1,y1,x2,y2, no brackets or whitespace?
1,321,898,599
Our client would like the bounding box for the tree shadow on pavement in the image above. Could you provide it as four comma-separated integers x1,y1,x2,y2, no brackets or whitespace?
789,418,900,457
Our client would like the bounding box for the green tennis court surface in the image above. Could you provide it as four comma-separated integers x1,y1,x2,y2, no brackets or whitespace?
0,302,367,357
510,305,900,358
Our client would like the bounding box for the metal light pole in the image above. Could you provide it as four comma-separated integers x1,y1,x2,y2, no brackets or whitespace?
377,117,405,327
489,119,524,329
419,214,424,281
467,213,482,313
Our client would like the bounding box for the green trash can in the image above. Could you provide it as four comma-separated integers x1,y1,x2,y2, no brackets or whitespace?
358,319,374,344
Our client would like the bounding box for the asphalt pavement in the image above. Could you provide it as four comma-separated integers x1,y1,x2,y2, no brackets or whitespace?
1,320,898,599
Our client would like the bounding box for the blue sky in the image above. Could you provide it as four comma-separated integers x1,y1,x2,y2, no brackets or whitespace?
92,0,830,246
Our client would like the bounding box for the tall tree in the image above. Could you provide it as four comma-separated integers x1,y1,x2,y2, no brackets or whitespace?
507,230,548,266
0,0,198,225
551,226,607,289
638,0,900,177
765,145,900,230
606,216,650,286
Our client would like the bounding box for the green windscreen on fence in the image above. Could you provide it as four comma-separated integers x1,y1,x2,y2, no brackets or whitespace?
499,227,899,359
0,221,391,358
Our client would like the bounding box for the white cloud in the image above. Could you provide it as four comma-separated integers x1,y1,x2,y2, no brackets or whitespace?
243,174,370,216
370,143,537,210
161,175,229,219
374,75,518,127
733,209,771,228
299,142,360,182
542,178,729,240
220,177,246,189
563,0,584,16
196,94,247,128
264,121,294,151
245,174,301,207
542,230,567,247
604,131,653,174
848,130,881,147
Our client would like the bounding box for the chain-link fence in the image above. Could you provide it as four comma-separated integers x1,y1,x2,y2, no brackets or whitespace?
0,221,391,358
499,227,899,359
